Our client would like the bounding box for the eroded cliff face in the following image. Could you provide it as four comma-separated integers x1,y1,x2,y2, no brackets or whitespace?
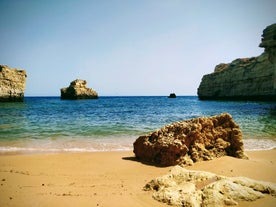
0,65,27,102
259,23,276,90
198,24,276,101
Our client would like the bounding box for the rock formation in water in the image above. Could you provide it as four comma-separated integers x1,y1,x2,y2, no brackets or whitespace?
144,166,276,207
133,113,247,167
0,65,27,102
60,79,98,100
168,93,177,98
198,23,276,101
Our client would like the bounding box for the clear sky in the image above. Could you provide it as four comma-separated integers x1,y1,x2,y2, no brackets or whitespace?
1,0,275,96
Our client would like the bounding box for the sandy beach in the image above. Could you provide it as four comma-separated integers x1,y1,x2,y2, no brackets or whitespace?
0,149,275,207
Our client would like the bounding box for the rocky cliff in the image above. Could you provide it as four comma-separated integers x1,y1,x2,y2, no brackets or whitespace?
0,65,27,102
259,23,276,91
60,79,98,100
198,24,276,101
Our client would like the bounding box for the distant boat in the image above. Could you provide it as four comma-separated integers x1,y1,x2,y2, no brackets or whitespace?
168,93,176,98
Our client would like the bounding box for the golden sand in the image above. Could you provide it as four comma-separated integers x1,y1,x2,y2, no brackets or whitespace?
0,150,275,207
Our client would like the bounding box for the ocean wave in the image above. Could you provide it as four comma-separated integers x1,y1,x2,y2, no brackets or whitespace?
243,139,276,151
0,146,133,154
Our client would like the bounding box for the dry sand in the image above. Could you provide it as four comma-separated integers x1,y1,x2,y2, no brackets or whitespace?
0,149,275,207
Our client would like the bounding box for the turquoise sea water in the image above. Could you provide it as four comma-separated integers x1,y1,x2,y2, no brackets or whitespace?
0,96,276,153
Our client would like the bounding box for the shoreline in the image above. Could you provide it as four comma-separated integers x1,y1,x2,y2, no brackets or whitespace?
0,136,275,155
0,146,276,156
0,149,276,207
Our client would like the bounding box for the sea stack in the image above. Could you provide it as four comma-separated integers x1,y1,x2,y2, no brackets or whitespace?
60,79,98,100
168,93,176,98
0,65,27,102
197,23,276,101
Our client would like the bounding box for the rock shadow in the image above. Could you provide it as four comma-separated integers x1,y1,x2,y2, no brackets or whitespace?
122,156,169,168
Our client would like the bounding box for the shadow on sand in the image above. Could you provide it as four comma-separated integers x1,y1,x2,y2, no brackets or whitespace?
122,156,169,168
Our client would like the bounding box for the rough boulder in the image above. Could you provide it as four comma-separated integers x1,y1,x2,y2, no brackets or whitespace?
144,166,276,207
133,113,247,166
60,79,98,100
0,65,27,102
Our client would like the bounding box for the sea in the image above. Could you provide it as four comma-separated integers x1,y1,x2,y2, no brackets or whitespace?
0,96,276,154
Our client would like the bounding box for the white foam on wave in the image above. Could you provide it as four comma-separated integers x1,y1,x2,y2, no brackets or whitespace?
0,145,133,154
243,138,276,151
0,135,136,154
0,137,275,154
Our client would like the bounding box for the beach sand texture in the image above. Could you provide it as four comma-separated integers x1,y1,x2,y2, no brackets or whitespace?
0,150,275,207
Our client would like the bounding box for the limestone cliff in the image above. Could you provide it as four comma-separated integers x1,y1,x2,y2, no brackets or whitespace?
0,65,27,102
259,23,276,91
60,79,98,100
198,24,276,101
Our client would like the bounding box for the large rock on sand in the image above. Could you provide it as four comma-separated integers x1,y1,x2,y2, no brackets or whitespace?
133,113,247,166
144,166,276,207
0,65,27,102
60,79,98,100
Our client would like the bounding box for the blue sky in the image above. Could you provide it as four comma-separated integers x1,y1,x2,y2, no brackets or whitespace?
1,0,275,96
